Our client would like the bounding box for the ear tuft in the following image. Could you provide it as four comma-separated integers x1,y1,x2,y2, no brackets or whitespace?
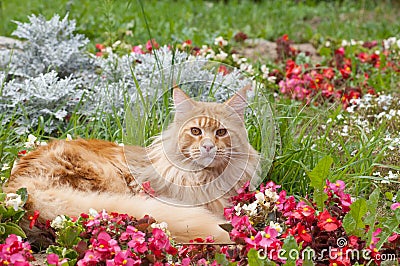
224,84,251,119
172,85,194,119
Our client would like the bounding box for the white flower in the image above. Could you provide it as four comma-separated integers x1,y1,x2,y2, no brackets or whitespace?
387,171,399,179
214,36,228,47
232,53,240,62
25,134,37,148
269,221,283,235
66,134,73,141
88,208,98,217
242,202,258,216
255,192,265,203
267,76,277,83
51,215,67,229
1,164,10,171
325,41,331,47
336,114,344,121
151,222,168,230
214,50,228,61
372,171,381,177
234,204,242,216
340,125,349,136
112,40,121,48
5,193,23,211
264,189,279,202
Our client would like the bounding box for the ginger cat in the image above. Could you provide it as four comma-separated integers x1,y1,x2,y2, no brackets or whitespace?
3,85,261,244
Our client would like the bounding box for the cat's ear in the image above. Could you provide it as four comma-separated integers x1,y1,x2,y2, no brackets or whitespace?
224,84,251,119
172,85,194,118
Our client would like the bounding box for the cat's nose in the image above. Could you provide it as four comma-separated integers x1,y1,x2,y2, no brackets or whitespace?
201,139,215,153
202,143,215,152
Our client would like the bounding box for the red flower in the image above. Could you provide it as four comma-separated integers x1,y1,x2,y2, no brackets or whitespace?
18,150,27,156
329,248,351,266
290,201,316,222
323,67,335,80
234,32,248,43
95,43,105,51
317,210,341,231
142,181,155,196
218,65,229,75
146,39,159,52
28,210,40,229
294,223,312,243
339,65,352,79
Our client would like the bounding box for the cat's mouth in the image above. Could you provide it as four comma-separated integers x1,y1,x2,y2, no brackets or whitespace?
191,149,222,168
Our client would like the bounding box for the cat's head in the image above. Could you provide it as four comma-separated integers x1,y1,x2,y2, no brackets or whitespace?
170,85,252,169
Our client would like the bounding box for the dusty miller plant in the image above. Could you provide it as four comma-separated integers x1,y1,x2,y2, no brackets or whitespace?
10,13,93,78
0,71,84,134
1,14,254,134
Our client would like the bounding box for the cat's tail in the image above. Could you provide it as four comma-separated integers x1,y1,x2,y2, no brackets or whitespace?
7,183,231,244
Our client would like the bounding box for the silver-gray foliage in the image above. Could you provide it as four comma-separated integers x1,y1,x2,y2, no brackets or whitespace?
0,71,84,134
1,14,253,134
10,14,93,78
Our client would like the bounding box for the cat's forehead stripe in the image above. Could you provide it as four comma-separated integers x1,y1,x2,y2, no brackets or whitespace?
196,116,221,128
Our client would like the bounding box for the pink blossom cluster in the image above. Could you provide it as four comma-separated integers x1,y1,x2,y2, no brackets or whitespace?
0,234,35,265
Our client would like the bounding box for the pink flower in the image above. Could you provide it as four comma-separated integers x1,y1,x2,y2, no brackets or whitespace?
77,250,99,265
391,202,400,210
369,228,381,247
328,180,346,193
258,226,278,248
107,250,138,266
181,257,191,266
132,45,144,54
92,231,121,260
142,181,155,196
127,231,148,253
47,253,68,266
244,232,263,248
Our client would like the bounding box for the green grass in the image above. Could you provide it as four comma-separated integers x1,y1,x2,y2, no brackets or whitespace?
0,0,399,47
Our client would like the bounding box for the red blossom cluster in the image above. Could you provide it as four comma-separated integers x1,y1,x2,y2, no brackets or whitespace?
273,35,400,108
223,180,400,265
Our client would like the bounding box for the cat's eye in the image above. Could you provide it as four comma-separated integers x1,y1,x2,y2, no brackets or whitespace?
216,128,227,137
190,127,202,136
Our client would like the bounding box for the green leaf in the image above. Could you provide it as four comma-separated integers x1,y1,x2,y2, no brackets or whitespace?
308,155,333,211
247,248,265,266
385,191,393,201
57,225,83,248
16,188,28,204
0,224,5,234
343,198,367,237
215,253,236,266
364,188,380,226
376,208,400,250
364,188,380,244
0,193,6,202
302,247,315,266
3,222,26,238
280,235,299,266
